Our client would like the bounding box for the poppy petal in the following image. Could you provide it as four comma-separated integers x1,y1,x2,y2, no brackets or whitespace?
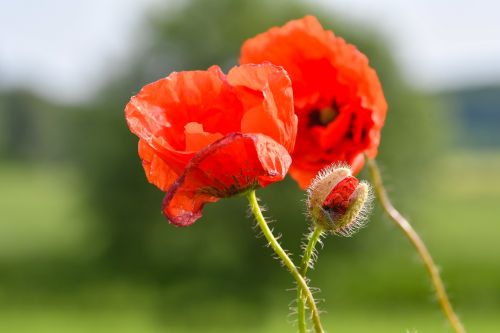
240,16,339,110
184,122,224,152
125,65,243,161
227,63,297,152
138,139,181,191
289,166,318,190
240,16,387,188
162,133,292,226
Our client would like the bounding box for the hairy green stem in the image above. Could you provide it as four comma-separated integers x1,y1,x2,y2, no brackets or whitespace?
367,158,465,333
297,227,324,333
246,190,326,333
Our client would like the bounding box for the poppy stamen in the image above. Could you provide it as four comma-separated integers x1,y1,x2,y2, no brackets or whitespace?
308,103,339,127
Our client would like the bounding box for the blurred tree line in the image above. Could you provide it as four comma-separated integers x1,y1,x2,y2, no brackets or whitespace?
0,0,450,307
441,85,500,148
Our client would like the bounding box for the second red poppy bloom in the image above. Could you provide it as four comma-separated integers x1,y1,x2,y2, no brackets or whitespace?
125,64,297,226
240,15,388,189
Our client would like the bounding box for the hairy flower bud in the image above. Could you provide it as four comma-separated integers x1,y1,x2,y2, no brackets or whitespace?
307,164,372,236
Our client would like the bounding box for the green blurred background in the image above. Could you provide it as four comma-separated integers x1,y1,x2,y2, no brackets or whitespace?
1,0,499,332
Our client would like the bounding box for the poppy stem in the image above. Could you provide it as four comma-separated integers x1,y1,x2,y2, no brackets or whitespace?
366,158,466,333
246,190,326,333
297,227,324,333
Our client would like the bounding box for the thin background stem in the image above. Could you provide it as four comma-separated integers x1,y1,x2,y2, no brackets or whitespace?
297,227,324,333
367,157,465,333
246,190,326,333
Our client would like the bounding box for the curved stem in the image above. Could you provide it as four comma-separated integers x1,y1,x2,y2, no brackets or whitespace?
367,158,465,333
297,227,324,333
246,190,326,333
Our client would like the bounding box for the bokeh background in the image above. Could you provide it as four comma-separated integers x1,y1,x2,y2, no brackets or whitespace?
1,0,499,332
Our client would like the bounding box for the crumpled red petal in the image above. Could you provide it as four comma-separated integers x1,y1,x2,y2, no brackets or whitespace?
138,139,180,191
163,133,292,226
322,176,359,216
240,16,388,189
125,66,243,189
227,64,297,152
125,64,297,197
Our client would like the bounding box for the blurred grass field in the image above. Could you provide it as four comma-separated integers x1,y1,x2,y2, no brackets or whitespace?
1,150,499,332
1,1,498,332
1,306,499,333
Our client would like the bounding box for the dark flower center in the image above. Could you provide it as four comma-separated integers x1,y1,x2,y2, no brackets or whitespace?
308,103,339,127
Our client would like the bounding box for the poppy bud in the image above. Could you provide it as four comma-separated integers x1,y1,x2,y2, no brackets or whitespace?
307,164,372,236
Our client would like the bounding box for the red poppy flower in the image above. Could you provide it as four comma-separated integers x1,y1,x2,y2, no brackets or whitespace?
240,15,387,189
125,64,297,226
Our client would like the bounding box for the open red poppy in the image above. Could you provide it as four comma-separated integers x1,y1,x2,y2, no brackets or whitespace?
240,15,387,189
125,64,297,226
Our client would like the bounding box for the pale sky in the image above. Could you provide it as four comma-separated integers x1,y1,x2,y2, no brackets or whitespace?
1,0,499,102
315,0,500,90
